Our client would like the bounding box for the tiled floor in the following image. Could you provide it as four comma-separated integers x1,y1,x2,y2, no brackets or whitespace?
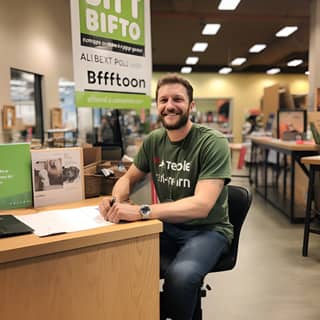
202,177,320,320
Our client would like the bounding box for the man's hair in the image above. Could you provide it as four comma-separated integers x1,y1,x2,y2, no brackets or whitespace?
155,73,194,103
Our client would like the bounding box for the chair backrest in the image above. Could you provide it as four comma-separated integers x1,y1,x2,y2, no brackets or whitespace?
213,184,252,272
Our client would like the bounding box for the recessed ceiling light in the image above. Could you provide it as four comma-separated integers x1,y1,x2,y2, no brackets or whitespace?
218,0,241,10
266,68,280,75
230,57,247,66
202,24,221,35
181,66,192,74
185,57,199,65
219,67,232,74
276,26,298,37
192,42,208,52
249,44,266,53
287,59,303,67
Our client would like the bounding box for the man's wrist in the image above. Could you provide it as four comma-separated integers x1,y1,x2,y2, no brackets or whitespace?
139,204,152,220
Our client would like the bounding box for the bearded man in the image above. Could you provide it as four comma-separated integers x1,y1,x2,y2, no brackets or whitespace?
99,73,232,320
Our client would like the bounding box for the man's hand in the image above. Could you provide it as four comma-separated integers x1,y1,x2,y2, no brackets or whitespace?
98,197,113,220
99,197,141,223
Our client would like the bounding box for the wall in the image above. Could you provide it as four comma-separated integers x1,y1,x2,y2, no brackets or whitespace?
308,0,320,110
0,0,309,144
152,73,309,142
0,0,73,142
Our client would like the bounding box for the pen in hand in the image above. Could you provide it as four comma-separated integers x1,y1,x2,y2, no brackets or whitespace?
109,196,116,207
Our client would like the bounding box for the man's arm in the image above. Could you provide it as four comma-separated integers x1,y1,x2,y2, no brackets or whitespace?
99,164,146,219
101,178,224,224
111,164,146,201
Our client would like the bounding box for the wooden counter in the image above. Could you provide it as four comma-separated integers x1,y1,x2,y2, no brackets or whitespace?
250,136,320,151
0,197,162,320
301,155,320,165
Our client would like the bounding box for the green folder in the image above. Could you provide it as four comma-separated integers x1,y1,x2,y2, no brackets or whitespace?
0,143,33,209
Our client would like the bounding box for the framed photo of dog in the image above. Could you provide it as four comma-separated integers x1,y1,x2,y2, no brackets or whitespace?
31,147,84,207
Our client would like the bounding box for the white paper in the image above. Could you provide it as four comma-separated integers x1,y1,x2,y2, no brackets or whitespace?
15,206,113,237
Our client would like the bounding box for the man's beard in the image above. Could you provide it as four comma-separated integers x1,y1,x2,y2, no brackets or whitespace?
159,110,190,130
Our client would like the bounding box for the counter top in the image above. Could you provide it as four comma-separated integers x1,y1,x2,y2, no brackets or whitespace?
0,197,162,264
250,136,320,151
301,155,320,165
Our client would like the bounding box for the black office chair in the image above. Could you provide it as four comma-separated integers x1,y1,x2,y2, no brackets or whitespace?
192,184,252,320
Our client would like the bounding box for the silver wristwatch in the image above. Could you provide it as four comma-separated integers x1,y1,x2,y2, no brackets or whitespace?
139,204,151,220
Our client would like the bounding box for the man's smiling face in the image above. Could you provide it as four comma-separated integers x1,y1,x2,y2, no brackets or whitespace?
157,83,194,130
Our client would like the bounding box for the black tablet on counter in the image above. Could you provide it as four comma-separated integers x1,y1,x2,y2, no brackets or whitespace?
0,215,33,238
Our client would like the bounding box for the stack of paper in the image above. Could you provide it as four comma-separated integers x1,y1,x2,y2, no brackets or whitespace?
16,206,112,237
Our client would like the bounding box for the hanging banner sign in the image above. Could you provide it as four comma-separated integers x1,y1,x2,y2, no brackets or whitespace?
70,0,152,109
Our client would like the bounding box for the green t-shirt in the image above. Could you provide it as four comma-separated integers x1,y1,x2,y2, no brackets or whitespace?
134,124,233,243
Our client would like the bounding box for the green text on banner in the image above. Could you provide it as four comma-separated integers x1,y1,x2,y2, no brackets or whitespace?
70,0,152,109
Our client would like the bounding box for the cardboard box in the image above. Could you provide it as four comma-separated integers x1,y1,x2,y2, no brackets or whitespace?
83,160,131,198
83,146,102,166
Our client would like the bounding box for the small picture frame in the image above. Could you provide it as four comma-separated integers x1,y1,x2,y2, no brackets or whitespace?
2,105,16,129
277,109,307,140
50,107,63,128
31,147,84,207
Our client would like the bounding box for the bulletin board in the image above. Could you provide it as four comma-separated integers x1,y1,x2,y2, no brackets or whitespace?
277,110,306,139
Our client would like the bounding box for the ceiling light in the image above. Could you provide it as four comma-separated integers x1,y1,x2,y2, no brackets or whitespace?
218,0,241,10
287,59,303,67
249,44,266,53
181,66,192,74
231,57,247,66
202,24,221,35
276,26,298,37
219,67,232,74
192,42,208,52
185,57,199,65
266,68,280,75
